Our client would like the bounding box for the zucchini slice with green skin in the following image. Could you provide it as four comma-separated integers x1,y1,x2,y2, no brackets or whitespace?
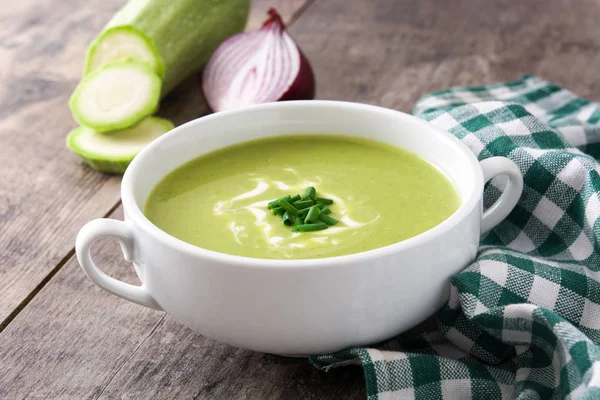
69,61,161,132
100,0,250,95
66,116,174,174
84,26,165,78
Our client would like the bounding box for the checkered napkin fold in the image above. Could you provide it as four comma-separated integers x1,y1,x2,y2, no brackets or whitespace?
310,76,600,399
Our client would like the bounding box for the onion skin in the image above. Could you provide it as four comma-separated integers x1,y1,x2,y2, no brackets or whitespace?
201,8,316,113
279,49,316,102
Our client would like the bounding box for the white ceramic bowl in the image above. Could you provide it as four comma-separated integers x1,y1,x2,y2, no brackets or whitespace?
76,101,523,356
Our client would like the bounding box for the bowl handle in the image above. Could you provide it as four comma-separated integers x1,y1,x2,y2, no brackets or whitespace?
76,218,162,310
479,157,524,234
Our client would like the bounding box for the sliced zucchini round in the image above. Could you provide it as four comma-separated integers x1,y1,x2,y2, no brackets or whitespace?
66,116,174,174
69,61,161,132
84,25,165,78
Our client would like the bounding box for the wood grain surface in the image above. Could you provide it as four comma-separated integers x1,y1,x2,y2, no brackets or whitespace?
3,0,600,398
0,0,310,327
0,208,365,399
296,0,600,109
0,0,125,327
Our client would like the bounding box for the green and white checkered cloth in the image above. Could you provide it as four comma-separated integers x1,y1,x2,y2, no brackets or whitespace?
310,76,600,399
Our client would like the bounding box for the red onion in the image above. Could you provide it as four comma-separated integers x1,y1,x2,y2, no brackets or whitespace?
202,8,315,112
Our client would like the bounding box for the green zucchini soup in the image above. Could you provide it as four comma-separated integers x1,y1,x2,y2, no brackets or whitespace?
144,135,460,259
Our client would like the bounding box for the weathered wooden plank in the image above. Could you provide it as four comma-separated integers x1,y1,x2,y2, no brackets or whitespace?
5,0,600,398
0,0,312,325
95,317,365,400
0,208,365,399
0,0,125,327
0,209,164,399
296,0,600,109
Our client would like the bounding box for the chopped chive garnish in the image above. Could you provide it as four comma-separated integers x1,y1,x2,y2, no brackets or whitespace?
305,205,321,224
277,199,298,214
294,222,328,232
293,199,313,209
268,195,291,209
316,197,333,205
282,211,295,226
272,206,284,216
298,208,309,218
318,213,338,226
267,187,338,233
303,186,316,201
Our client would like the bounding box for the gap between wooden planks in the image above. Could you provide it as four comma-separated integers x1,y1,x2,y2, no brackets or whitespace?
0,0,314,330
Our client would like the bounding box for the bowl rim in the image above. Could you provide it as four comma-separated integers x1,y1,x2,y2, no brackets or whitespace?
123,100,483,269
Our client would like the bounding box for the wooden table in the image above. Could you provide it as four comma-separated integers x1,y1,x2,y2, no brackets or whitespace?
2,0,600,398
